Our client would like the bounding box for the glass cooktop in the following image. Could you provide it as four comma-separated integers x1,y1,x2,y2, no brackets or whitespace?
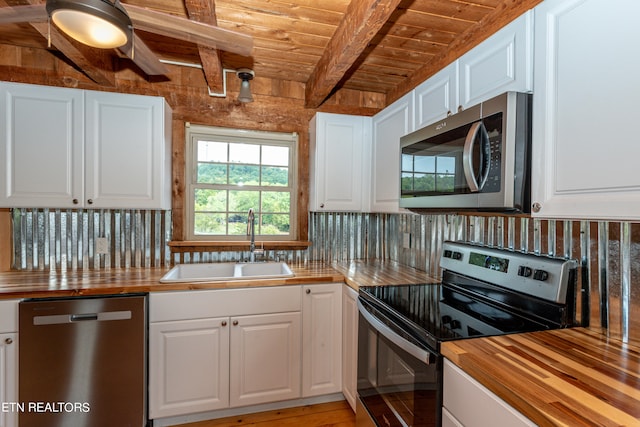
359,280,560,351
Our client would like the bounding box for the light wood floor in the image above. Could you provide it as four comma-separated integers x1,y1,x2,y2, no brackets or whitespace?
170,401,356,427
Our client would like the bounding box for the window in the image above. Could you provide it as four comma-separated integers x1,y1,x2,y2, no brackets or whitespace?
186,125,298,240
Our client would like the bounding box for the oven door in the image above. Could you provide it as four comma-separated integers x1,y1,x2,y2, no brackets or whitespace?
357,298,441,427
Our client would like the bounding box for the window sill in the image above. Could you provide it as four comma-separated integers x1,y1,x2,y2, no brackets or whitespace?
168,240,312,253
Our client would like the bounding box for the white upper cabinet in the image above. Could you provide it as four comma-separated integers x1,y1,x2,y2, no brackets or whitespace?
309,112,371,211
413,10,532,130
414,62,458,129
458,11,533,109
0,83,84,208
0,81,172,209
531,0,640,219
371,92,413,212
85,90,172,209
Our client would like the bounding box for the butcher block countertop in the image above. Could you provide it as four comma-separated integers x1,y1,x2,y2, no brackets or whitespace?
442,328,640,427
0,259,432,299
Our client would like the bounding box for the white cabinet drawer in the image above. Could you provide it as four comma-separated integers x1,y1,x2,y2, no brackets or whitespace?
443,359,535,427
150,286,302,322
0,300,18,333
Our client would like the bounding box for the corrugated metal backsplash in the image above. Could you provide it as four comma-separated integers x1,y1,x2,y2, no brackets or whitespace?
309,212,640,346
11,208,640,345
11,209,173,269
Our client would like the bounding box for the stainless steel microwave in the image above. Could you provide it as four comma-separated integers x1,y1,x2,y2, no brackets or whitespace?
400,92,532,212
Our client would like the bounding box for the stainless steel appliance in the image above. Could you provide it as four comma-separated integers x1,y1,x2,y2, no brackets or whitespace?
19,294,147,427
356,241,579,426
400,92,531,212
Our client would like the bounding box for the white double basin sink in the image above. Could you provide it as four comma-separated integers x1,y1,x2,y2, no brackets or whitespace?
159,262,294,283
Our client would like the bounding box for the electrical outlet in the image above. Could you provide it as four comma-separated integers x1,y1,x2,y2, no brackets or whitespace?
403,233,412,249
96,237,109,254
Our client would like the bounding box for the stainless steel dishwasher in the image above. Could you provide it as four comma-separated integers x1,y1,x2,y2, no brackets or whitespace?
19,294,147,427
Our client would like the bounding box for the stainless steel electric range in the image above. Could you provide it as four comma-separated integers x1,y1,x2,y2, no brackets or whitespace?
356,241,579,427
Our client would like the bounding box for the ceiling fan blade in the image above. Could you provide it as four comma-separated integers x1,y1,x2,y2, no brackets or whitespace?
118,35,169,76
122,4,253,57
0,4,47,24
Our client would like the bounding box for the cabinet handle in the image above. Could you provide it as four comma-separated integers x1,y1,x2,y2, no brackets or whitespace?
532,202,542,213
87,199,93,205
320,203,325,208
72,199,79,205
232,320,239,326
221,321,227,327
306,289,311,294
4,337,12,345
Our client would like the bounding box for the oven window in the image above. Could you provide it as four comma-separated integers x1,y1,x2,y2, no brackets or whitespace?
358,312,440,427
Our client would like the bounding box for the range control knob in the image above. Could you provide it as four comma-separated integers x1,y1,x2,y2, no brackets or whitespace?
450,319,462,330
452,251,463,260
517,266,532,277
442,315,452,324
533,269,549,281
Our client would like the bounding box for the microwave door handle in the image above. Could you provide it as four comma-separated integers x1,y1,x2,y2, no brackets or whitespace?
463,121,484,192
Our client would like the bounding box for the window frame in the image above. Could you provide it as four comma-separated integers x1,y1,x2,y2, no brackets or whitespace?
185,124,298,241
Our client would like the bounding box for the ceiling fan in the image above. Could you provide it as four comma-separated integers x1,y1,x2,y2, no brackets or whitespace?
0,0,253,77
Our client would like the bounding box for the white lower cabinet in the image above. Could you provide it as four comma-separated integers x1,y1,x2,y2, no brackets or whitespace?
302,283,342,397
149,287,302,420
230,312,301,407
443,359,535,427
150,284,347,421
0,333,17,427
0,300,18,427
149,318,230,417
341,285,358,412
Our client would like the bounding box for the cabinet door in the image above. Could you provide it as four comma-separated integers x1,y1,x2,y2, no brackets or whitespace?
531,0,640,219
149,318,230,418
85,91,171,209
309,113,370,211
302,283,342,397
0,82,83,208
371,93,413,212
229,312,301,407
0,333,17,427
458,11,533,109
443,359,535,427
341,285,358,412
414,62,458,129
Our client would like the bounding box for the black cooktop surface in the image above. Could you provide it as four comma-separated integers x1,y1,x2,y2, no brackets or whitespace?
359,278,563,351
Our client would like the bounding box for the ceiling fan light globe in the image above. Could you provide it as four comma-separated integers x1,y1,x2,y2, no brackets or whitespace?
47,0,132,49
51,10,127,48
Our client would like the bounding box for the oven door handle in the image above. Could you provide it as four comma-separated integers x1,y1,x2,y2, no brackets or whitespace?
357,300,432,364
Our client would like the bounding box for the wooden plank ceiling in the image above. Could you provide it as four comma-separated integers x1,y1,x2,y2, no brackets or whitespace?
0,0,541,108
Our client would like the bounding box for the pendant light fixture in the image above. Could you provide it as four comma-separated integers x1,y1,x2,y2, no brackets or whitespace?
46,0,133,49
236,68,255,103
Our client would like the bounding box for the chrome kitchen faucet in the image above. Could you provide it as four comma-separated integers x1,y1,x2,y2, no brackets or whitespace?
247,208,263,262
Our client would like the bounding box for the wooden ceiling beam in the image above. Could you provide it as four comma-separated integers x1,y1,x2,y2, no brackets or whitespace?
184,0,224,93
304,0,403,109
124,4,253,57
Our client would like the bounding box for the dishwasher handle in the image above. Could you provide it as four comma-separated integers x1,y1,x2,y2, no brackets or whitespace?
71,313,98,322
34,310,132,325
